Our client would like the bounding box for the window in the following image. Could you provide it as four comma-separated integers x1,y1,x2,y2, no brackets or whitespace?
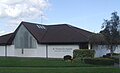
36,25,46,29
15,30,36,48
24,31,29,48
30,36,32,48
30,36,36,48
20,37,24,48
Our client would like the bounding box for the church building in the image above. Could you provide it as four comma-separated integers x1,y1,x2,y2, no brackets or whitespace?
0,21,120,58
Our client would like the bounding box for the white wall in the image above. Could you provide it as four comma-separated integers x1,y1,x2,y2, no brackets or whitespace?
93,45,110,57
14,44,46,57
114,45,120,53
93,45,120,57
0,45,15,56
0,46,5,56
36,45,46,57
6,44,120,58
14,44,79,58
15,49,37,57
1,44,120,58
47,45,79,58
7,45,15,56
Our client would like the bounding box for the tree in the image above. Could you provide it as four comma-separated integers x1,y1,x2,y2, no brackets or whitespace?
100,11,120,55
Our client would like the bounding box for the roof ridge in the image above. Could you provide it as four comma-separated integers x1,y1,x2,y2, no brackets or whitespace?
45,24,69,26
21,21,47,26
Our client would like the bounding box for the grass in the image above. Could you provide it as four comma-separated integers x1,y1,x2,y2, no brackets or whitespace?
0,57,99,67
0,67,119,73
0,57,119,73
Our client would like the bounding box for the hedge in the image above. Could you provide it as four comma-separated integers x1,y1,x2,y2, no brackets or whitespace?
73,49,95,59
84,58,115,65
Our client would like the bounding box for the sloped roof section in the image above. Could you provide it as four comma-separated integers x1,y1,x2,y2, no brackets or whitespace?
0,33,14,45
89,33,107,44
0,21,95,45
41,24,94,44
22,22,94,44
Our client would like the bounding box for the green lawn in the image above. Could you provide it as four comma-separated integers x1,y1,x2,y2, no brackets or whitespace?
0,67,119,73
0,57,99,67
0,57,119,73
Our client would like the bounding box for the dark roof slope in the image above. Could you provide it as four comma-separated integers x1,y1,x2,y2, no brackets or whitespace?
22,22,94,44
0,21,94,45
89,33,120,45
41,24,93,44
0,33,14,45
89,33,107,44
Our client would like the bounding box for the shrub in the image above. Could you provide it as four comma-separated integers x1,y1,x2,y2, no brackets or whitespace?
72,58,83,63
84,58,115,65
73,49,95,59
63,55,72,61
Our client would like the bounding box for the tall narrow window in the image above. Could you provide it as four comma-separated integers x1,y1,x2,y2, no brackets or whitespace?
30,36,32,48
24,31,29,48
20,37,24,48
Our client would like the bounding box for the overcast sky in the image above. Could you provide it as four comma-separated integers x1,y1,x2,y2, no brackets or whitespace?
0,0,120,35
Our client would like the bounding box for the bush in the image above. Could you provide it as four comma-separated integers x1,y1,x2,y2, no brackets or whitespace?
72,58,84,63
84,58,115,65
73,49,95,59
63,55,72,61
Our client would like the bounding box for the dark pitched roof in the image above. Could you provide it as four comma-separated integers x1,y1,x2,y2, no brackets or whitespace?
22,21,94,44
89,33,107,44
0,21,94,45
40,24,93,44
0,33,14,45
89,33,120,45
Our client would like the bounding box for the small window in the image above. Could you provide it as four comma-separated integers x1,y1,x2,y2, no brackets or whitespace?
36,25,46,29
